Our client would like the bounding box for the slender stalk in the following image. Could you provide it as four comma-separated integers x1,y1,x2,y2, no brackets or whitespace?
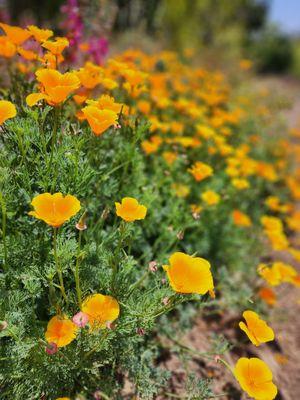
111,221,126,292
53,228,67,302
74,230,83,308
0,192,8,271
127,269,149,297
47,106,60,191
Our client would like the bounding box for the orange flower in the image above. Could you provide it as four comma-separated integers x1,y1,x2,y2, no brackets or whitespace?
82,106,118,136
27,25,53,43
17,47,37,61
76,62,103,89
42,37,69,55
258,287,276,306
232,210,252,227
163,252,214,295
239,310,274,346
0,100,17,125
234,357,277,400
86,94,125,114
26,69,80,106
115,197,147,222
82,294,120,329
188,161,213,182
0,23,31,45
45,315,77,347
29,193,81,227
0,36,16,58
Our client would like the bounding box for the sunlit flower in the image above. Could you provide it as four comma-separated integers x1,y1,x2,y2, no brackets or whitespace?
27,25,53,43
29,193,81,227
82,105,118,136
45,316,78,347
26,69,80,106
188,161,213,182
82,294,120,329
0,100,17,125
163,252,214,295
201,190,220,206
0,23,31,45
42,37,69,55
0,36,16,58
239,310,274,346
234,357,277,400
115,197,147,222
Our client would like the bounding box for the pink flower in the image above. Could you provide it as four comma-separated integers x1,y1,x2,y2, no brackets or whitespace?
72,311,89,328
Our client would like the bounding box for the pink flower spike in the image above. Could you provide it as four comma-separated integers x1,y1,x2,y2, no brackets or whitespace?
46,342,58,355
72,311,89,328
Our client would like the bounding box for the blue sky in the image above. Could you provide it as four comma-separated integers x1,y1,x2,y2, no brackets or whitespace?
269,0,300,34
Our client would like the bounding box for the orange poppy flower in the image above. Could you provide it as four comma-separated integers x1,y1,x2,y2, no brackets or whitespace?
82,294,120,330
232,210,252,227
86,94,125,114
0,23,31,45
239,310,274,346
42,37,69,55
45,315,78,347
17,47,37,61
234,357,277,400
0,36,16,58
258,287,276,306
188,161,213,182
26,69,80,106
115,197,147,222
76,62,103,89
81,106,118,136
0,100,17,125
29,192,81,227
163,252,214,295
27,25,53,43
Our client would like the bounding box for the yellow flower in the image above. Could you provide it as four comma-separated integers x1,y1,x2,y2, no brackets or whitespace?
0,23,31,45
27,69,80,106
115,197,147,222
231,178,249,190
257,263,281,286
29,193,81,227
234,357,277,400
172,183,190,198
239,310,274,346
45,316,78,347
201,190,220,206
81,106,118,136
27,25,53,43
42,37,69,55
82,294,120,329
0,100,17,125
188,161,213,182
163,252,214,295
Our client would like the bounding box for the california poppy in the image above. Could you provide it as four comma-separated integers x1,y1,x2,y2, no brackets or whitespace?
239,310,274,346
81,106,118,136
29,193,81,227
115,197,147,222
82,294,120,330
45,315,78,347
188,161,213,182
0,23,31,45
0,100,17,125
234,357,277,400
163,252,214,295
26,69,80,106
27,25,53,43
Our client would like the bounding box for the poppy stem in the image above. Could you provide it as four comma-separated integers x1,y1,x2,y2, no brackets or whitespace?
74,230,83,308
0,192,8,271
53,228,68,303
217,357,234,376
48,106,60,191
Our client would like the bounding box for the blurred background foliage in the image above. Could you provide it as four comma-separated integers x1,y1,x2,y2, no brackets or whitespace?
1,0,300,76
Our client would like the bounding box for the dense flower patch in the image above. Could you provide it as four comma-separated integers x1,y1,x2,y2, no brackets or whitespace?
0,22,299,399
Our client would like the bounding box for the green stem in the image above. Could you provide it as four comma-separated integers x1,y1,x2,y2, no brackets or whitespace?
53,228,67,302
47,106,60,191
74,230,83,308
127,269,149,297
218,357,234,375
0,192,8,271
111,221,126,292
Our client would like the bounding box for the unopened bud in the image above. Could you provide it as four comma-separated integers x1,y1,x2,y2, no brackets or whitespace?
136,327,145,336
0,321,8,331
76,211,87,231
45,342,58,355
149,261,158,272
177,230,184,240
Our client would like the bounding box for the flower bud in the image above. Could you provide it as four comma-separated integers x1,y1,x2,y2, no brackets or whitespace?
72,312,89,328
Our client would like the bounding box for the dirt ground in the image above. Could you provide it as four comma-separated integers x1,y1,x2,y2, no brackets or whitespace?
158,77,300,400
